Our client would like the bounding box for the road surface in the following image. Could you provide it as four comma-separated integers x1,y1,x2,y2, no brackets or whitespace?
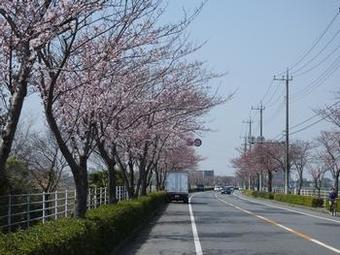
117,191,340,255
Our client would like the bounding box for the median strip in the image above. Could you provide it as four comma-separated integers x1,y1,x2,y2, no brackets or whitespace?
216,194,340,254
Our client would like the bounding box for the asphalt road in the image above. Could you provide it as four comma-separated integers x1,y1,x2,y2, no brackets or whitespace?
117,191,340,255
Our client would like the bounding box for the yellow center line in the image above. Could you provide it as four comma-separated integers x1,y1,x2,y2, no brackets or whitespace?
215,194,340,254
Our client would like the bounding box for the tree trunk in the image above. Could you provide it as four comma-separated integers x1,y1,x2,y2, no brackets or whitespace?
155,169,161,191
74,158,88,218
108,166,117,203
97,142,117,204
267,171,272,193
128,160,136,198
45,104,89,217
0,71,30,192
334,172,339,195
137,143,149,196
297,172,303,195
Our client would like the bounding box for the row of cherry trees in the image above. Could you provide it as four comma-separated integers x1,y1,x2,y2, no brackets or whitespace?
232,95,340,196
0,1,224,217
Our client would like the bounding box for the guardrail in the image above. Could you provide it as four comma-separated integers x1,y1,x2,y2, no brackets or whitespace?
0,186,128,232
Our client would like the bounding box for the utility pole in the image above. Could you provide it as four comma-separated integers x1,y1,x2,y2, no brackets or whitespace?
252,102,265,191
240,135,247,153
274,69,293,194
243,117,253,189
243,117,253,150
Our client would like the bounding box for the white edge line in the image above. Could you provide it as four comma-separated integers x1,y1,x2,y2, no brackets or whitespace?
233,193,340,224
216,194,340,254
189,195,203,255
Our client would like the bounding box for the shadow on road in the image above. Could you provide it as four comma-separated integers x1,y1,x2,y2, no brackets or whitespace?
115,203,194,255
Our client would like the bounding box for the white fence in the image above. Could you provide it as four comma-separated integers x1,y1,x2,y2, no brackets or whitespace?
0,186,128,232
272,187,337,199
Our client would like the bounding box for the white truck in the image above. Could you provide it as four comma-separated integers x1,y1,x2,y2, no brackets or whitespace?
165,172,189,203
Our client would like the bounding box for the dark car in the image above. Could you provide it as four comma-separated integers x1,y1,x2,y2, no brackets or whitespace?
196,184,205,192
221,186,233,195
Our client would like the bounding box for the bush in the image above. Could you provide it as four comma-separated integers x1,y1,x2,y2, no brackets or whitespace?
2,219,95,255
325,198,340,212
242,190,274,199
1,192,166,255
243,190,323,208
273,193,323,208
242,189,255,197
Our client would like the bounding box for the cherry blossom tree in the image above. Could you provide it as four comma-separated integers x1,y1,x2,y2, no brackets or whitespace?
0,0,105,193
290,140,313,195
32,0,212,216
308,162,327,198
317,130,340,194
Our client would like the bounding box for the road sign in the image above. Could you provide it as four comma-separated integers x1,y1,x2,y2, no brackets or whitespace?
193,138,202,147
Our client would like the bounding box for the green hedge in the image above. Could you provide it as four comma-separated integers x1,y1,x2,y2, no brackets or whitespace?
273,193,323,207
0,192,166,255
325,198,340,212
243,190,323,208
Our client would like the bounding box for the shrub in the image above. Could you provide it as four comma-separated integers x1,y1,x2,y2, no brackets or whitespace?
2,218,95,255
243,190,323,208
242,189,255,197
242,190,274,199
273,193,323,208
1,192,166,255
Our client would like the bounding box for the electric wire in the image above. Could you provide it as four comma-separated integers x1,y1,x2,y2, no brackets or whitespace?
290,113,319,130
266,88,284,108
290,101,340,135
288,11,339,73
292,27,340,76
290,100,340,130
261,79,275,103
292,54,340,101
293,43,340,77
290,117,326,136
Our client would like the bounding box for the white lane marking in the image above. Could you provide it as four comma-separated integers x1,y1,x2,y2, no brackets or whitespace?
233,193,340,224
216,194,340,254
189,195,203,255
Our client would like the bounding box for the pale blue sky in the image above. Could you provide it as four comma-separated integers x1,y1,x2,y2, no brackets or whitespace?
163,0,340,176
22,0,340,177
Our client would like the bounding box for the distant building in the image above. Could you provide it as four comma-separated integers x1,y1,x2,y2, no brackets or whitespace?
189,170,214,187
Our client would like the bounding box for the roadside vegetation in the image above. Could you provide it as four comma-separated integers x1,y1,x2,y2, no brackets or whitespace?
0,0,225,222
242,190,340,212
0,192,166,255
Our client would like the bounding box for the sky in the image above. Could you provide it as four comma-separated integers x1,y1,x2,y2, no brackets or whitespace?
162,0,340,176
21,0,340,177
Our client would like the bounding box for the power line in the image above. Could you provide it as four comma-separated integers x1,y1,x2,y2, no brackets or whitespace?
290,100,340,130
288,10,340,73
264,83,285,108
261,79,275,103
293,43,340,77
290,113,319,130
292,27,340,76
291,101,340,134
292,54,340,101
290,116,326,136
